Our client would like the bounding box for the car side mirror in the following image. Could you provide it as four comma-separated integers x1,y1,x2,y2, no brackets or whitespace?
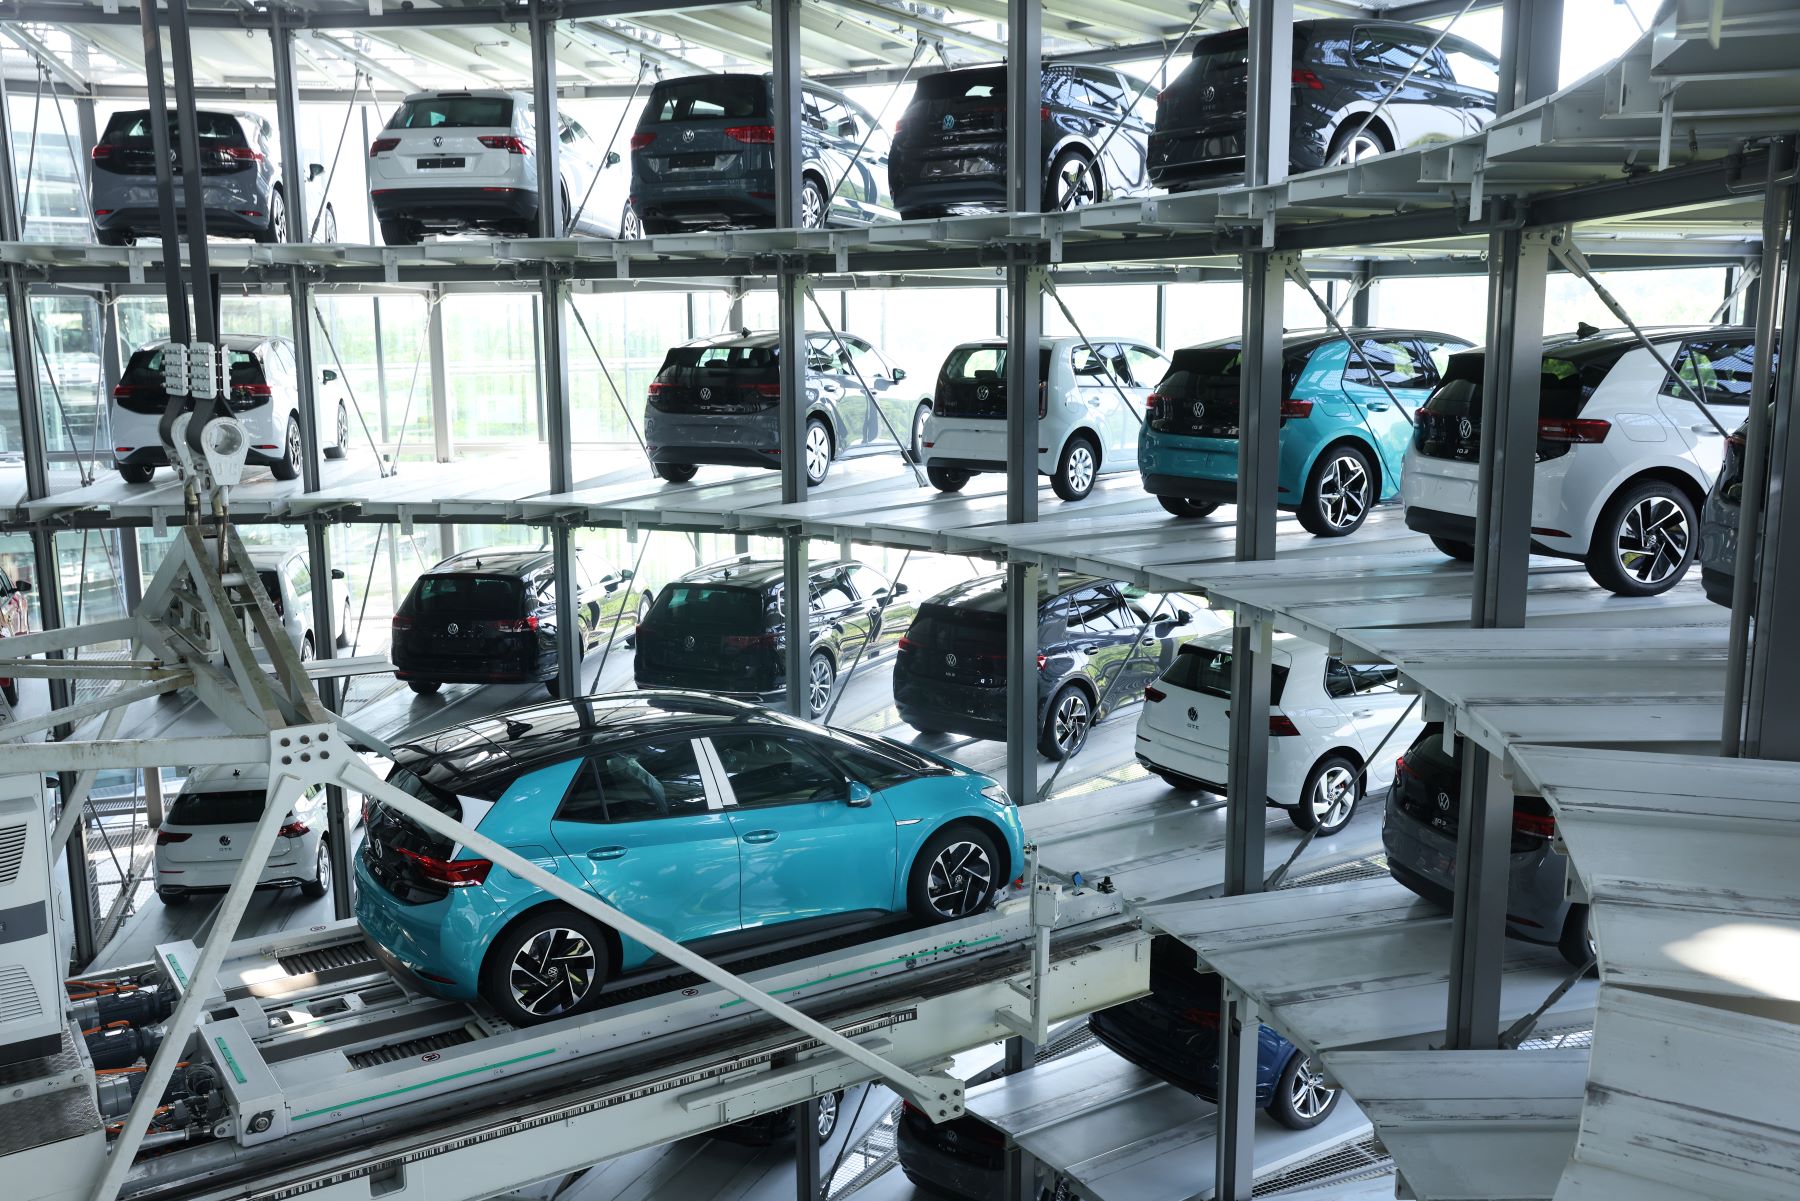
307,162,324,181
321,369,338,383
890,367,907,383
847,782,873,808
837,117,858,138
1172,607,1192,625
605,150,621,167
331,568,346,580
10,578,29,593
893,582,909,596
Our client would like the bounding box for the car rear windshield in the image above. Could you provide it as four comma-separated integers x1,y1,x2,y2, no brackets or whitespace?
1160,643,1289,704
410,574,526,621
904,603,1008,649
661,343,780,376
1405,723,1459,775
1159,345,1307,395
643,77,768,124
1423,346,1626,423
386,95,514,130
651,584,768,629
912,68,1008,103
941,345,1052,381
168,788,267,826
122,347,264,388
101,110,247,146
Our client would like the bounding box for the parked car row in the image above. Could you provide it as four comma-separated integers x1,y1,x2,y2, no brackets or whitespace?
93,17,1503,249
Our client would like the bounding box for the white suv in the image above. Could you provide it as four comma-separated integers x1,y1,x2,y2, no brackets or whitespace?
369,89,628,245
1135,630,1422,836
154,765,331,906
110,334,351,484
921,337,1168,501
1401,326,1755,596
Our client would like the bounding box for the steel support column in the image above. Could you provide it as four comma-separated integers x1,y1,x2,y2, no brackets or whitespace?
32,527,93,967
1216,980,1262,1200
1497,0,1562,117
771,0,809,718
166,0,213,342
795,1096,823,1201
1243,0,1294,190
1005,0,1042,213
428,286,451,462
136,0,188,346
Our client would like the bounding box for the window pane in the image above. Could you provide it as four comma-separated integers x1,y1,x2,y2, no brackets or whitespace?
1665,339,1765,405
601,740,708,819
715,735,845,807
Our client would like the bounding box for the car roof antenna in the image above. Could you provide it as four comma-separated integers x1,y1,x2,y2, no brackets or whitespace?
1576,320,1601,339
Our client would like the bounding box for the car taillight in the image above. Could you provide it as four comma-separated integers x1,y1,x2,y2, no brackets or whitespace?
1727,431,1746,449
1039,105,1050,123
1395,755,1411,779
112,384,136,398
369,137,399,157
898,636,918,652
220,146,264,161
1156,88,1171,104
489,616,540,633
1144,685,1166,702
723,633,776,650
1037,379,1048,418
91,144,115,159
396,845,492,886
391,613,412,630
1036,653,1047,670
1512,799,1556,840
648,382,669,397
1181,1007,1221,1028
725,125,776,144
1268,714,1301,736
478,135,531,154
156,831,190,845
751,382,782,396
1292,69,1325,90
1280,397,1314,419
629,131,656,150
1536,418,1610,444
278,821,309,838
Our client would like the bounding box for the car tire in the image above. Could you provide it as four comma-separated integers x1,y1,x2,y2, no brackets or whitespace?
927,465,970,493
1586,479,1697,597
805,417,834,486
300,839,330,900
619,202,643,239
1,679,17,708
910,401,931,463
805,651,835,718
1039,682,1093,760
407,680,442,695
1289,754,1361,836
479,906,611,1026
271,416,302,481
118,463,155,484
1266,1052,1339,1130
156,890,189,907
1430,534,1475,561
1046,147,1101,211
1297,444,1373,537
1154,768,1205,792
1558,903,1596,971
907,823,1002,921
300,633,315,662
545,674,564,700
317,203,338,245
256,187,286,244
815,1090,843,1142
379,217,422,246
323,401,349,460
799,175,828,229
654,463,699,483
1050,435,1099,502
1158,496,1219,519
1325,121,1391,166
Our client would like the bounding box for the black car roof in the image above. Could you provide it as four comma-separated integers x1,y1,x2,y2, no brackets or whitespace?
672,557,858,589
391,692,799,786
427,546,553,577
922,571,1110,613
675,329,838,351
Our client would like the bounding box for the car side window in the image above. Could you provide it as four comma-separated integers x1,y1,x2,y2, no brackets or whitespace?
845,563,890,602
1123,345,1169,387
1342,338,1434,389
532,570,557,607
285,559,312,600
832,745,914,792
714,734,846,807
811,571,857,611
801,93,829,133
1325,658,1355,699
1663,338,1762,406
1444,47,1500,93
1353,32,1443,79
1067,586,1133,633
1327,657,1400,698
843,338,883,382
587,739,710,821
1415,339,1461,380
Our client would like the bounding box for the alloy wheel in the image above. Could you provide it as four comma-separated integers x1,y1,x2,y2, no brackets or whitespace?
315,842,331,893
924,840,994,917
319,205,338,244
1064,443,1096,495
285,419,304,475
808,656,834,716
912,404,929,461
1615,494,1690,586
336,402,349,453
1331,132,1386,165
1052,689,1091,754
1289,1057,1336,1119
1056,158,1098,209
268,190,287,241
1316,454,1369,531
1312,764,1357,829
620,204,642,239
805,421,832,483
508,927,600,1017
816,1092,840,1141
801,182,826,228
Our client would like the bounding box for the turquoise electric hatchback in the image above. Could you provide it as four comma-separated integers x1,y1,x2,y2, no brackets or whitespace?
355,692,1023,1026
1139,329,1471,535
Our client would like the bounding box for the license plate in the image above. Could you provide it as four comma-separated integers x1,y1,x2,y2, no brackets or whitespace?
669,153,716,170
417,157,464,169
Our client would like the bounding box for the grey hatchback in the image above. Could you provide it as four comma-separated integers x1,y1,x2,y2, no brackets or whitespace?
91,108,335,245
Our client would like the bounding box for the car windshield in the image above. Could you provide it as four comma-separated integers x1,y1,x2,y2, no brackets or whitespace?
168,788,268,825
662,343,779,374
643,77,768,123
1161,643,1289,704
387,95,514,129
411,574,525,621
1162,345,1308,395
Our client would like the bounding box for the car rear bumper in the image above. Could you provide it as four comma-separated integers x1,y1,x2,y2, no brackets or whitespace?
1382,791,1572,944
923,421,1052,475
633,179,777,228
1141,470,1237,503
92,203,272,239
371,186,538,226
894,672,1042,741
352,851,479,999
156,854,310,894
895,1128,999,1201
392,649,552,686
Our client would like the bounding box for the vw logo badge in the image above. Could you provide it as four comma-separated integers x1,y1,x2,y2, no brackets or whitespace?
219,835,232,848
432,135,443,147
445,622,459,635
683,128,696,143
1202,85,1217,103
1187,706,1199,722
941,113,956,131
975,385,990,400
945,653,958,668
1192,400,1206,418
1458,416,1474,440
684,635,695,650
1436,791,1452,811
699,386,713,400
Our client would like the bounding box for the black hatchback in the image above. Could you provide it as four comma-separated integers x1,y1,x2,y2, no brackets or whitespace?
888,62,1156,219
893,573,1195,760
629,73,892,232
632,557,914,719
1150,19,1498,188
390,547,646,698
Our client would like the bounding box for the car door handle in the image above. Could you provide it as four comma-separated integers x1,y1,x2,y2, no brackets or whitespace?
1691,424,1719,434
1367,402,1390,412
1352,709,1375,719
741,830,779,845
1140,637,1160,646
1077,643,1103,654
587,846,627,861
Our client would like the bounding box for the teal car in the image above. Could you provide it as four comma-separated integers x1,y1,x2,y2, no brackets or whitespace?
1139,329,1471,535
355,692,1022,1026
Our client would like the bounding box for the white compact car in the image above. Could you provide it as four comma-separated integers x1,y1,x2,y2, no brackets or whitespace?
369,89,629,245
1135,630,1423,836
1401,325,1757,596
244,546,353,661
154,766,331,906
921,337,1169,501
111,334,352,484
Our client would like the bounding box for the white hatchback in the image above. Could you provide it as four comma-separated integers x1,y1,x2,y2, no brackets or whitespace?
1134,630,1422,836
154,766,331,906
1401,326,1756,596
110,334,352,484
369,89,627,245
920,337,1168,501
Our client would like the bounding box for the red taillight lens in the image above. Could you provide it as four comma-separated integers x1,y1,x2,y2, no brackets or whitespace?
1280,397,1314,419
725,125,776,144
1181,1007,1221,1028
1727,431,1747,449
1512,801,1556,840
1268,714,1301,736
230,383,273,404
488,616,540,634
1144,685,1166,703
898,636,917,652
112,384,136,398
648,382,669,397
1395,755,1411,779
278,821,309,839
723,633,776,650
751,382,783,397
220,146,264,161
369,137,399,157
1036,653,1047,671
156,831,190,845
1536,418,1610,444
630,131,656,150
391,613,412,630
1292,69,1325,90
1039,105,1050,123
396,846,492,887
1146,392,1163,412
91,144,114,159
478,135,530,154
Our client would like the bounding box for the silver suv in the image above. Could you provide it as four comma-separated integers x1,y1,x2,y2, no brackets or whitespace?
91,108,336,245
